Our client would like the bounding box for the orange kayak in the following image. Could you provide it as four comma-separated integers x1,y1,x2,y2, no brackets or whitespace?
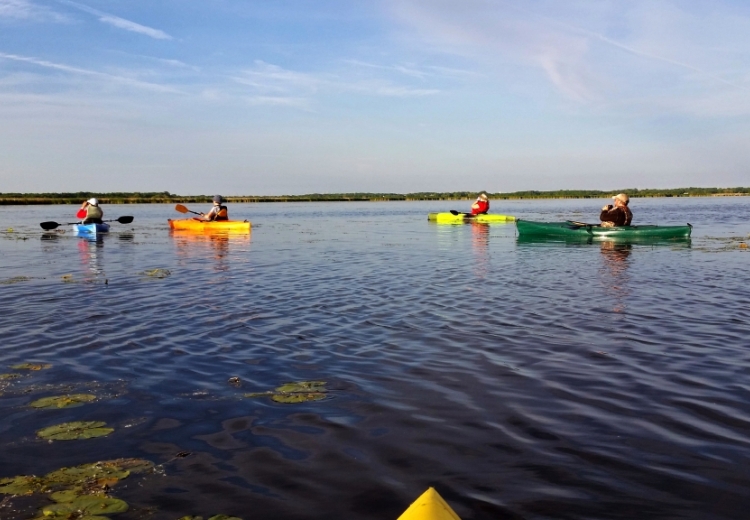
168,219,251,232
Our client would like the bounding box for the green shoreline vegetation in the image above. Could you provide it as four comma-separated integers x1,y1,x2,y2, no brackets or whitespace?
0,188,748,205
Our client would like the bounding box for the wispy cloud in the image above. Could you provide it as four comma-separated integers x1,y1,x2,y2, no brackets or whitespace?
0,51,181,92
0,0,67,22
59,0,172,40
233,60,440,103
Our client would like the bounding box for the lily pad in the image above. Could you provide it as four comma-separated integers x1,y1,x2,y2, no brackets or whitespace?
45,460,133,486
43,495,128,516
30,394,97,409
0,276,30,285
37,421,114,441
11,363,52,371
0,373,21,380
274,381,326,393
50,488,84,503
245,381,328,404
140,268,171,279
271,392,326,403
0,475,45,495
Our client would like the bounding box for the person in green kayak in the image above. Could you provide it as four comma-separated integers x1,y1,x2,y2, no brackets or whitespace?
600,193,632,227
79,198,103,224
197,195,229,221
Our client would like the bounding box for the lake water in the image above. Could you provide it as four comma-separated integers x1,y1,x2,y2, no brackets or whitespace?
0,197,749,520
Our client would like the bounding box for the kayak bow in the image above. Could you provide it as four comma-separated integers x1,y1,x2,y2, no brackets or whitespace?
72,223,110,235
397,488,461,520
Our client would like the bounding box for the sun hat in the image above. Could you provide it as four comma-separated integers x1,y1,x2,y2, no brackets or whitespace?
213,195,224,204
478,193,488,201
613,193,629,205
87,198,99,206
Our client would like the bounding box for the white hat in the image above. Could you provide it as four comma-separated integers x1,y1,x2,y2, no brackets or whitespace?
87,198,99,206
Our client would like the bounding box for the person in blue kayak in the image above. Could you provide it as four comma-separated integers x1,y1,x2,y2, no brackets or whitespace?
197,195,229,221
600,193,632,227
471,193,490,215
79,198,103,224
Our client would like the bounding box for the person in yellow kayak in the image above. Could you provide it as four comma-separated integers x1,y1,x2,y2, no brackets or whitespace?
471,193,490,215
600,193,632,227
79,198,103,224
197,195,229,221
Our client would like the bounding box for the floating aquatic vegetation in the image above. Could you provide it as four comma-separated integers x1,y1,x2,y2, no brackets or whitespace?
1,458,153,520
0,276,31,285
139,268,171,279
245,380,328,404
42,495,128,517
0,475,46,495
61,274,75,283
37,421,113,441
0,373,22,380
11,363,51,371
30,394,97,409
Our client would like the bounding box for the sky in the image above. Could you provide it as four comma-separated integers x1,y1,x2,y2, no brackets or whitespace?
1,0,749,195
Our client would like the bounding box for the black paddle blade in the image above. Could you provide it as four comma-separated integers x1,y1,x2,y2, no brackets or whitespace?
116,216,134,224
39,221,60,230
449,210,460,215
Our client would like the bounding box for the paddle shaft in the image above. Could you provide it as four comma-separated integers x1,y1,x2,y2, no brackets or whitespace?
39,216,133,230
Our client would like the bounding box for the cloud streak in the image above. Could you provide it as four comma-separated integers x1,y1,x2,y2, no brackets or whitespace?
59,0,172,39
0,0,67,21
0,51,181,92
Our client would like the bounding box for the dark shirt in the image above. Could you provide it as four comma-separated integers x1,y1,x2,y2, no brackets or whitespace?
600,206,632,226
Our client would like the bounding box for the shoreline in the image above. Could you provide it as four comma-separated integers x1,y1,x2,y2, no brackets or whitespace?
1,189,748,205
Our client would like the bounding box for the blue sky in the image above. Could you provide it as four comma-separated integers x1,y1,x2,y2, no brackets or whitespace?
1,0,749,194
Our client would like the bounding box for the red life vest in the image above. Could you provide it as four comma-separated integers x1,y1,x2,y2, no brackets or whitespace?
471,200,489,215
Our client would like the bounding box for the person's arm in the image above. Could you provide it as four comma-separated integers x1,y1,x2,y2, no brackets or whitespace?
600,205,616,223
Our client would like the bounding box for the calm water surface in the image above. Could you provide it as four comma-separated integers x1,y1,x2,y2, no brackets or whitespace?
0,198,749,519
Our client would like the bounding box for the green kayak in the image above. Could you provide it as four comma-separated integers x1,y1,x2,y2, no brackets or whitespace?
428,212,515,224
516,220,692,239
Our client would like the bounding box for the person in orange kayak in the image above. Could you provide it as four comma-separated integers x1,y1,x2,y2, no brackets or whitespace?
600,193,632,227
471,193,490,215
79,198,103,224
198,195,229,221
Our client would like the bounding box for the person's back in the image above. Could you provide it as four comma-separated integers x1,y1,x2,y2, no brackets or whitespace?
600,193,632,227
81,198,103,224
471,193,490,215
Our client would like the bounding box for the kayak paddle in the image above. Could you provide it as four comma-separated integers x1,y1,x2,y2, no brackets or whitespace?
449,210,473,217
76,209,87,218
39,216,134,230
175,204,202,216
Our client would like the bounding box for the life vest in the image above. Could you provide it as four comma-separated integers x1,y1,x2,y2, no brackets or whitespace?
471,200,489,215
209,205,228,221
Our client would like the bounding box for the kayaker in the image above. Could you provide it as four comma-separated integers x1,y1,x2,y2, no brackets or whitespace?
198,195,229,221
79,198,103,224
600,193,632,227
471,193,490,215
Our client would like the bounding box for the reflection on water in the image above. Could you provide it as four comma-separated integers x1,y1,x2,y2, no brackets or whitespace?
599,241,632,313
470,223,490,279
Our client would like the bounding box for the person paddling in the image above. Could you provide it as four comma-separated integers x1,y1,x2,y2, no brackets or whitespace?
197,195,229,221
79,198,103,224
471,193,490,215
600,193,632,227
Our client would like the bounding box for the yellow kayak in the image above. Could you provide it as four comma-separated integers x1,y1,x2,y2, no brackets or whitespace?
168,219,251,233
397,488,461,520
428,213,515,224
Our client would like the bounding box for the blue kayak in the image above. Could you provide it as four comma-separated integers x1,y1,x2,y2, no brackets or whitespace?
72,223,110,235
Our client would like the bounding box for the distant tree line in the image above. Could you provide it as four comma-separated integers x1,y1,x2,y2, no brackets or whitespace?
1,187,748,205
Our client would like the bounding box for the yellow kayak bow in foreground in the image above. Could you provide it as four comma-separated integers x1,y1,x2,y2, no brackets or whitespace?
397,487,461,520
